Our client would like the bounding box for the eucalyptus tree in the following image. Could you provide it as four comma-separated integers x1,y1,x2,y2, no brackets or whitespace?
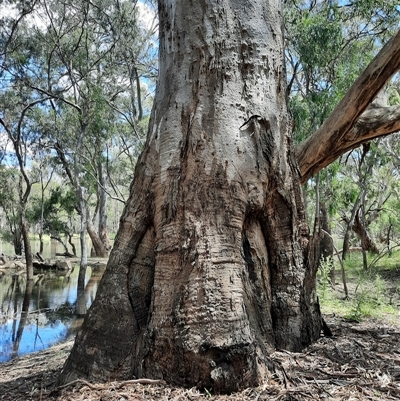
30,156,54,254
26,173,79,256
337,142,389,260
58,0,400,393
0,0,155,264
28,0,156,260
0,4,55,278
0,99,46,280
0,166,23,254
285,0,400,264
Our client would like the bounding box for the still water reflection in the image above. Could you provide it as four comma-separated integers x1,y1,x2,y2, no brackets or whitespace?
0,263,105,362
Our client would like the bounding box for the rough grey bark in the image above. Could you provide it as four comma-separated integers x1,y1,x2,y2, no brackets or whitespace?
59,0,322,393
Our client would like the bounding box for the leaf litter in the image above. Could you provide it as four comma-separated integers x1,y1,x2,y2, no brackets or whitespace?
0,315,399,401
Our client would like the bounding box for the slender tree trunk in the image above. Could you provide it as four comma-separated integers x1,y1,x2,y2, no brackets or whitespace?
59,0,321,392
13,228,23,256
97,162,111,253
21,216,33,281
76,267,87,316
87,208,108,258
342,192,363,261
68,233,77,256
50,234,71,255
39,179,45,254
39,233,44,255
76,189,88,316
353,211,379,255
320,203,334,283
72,116,91,299
309,173,322,272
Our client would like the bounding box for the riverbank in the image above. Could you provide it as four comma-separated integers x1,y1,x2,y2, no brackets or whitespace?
1,315,399,401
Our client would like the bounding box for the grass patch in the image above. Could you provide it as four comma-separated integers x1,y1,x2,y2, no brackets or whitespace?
317,251,400,322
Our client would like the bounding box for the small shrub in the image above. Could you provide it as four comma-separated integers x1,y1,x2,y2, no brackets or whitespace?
318,257,333,301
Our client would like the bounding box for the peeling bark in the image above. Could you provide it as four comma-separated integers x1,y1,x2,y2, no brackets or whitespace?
59,0,321,393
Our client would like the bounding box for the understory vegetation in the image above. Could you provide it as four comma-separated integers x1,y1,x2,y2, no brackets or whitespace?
318,251,400,323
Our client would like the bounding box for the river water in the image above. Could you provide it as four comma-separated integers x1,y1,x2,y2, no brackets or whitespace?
0,255,105,362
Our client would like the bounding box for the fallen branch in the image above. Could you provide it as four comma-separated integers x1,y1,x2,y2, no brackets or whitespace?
57,377,166,391
57,379,99,391
114,378,167,388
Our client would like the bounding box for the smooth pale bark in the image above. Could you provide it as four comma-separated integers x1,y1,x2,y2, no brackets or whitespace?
87,213,108,258
97,162,111,253
55,141,108,258
296,30,400,183
59,0,321,393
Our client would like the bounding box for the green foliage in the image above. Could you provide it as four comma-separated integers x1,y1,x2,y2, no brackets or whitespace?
0,166,21,225
26,186,77,237
347,274,389,322
318,252,400,322
285,0,395,146
285,1,400,258
0,0,155,226
292,11,343,70
318,257,333,301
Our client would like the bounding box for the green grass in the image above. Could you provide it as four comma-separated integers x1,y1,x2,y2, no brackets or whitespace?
317,251,400,322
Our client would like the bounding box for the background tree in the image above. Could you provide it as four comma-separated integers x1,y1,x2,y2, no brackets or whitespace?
0,166,23,255
285,0,400,266
33,0,155,258
27,185,78,256
0,9,53,278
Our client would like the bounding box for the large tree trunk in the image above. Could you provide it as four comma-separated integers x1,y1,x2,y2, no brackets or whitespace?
59,0,322,393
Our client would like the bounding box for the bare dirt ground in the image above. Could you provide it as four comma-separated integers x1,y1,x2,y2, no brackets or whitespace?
0,315,399,401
